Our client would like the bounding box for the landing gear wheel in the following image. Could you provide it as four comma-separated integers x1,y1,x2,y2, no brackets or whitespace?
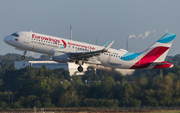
21,51,27,60
78,66,83,72
21,55,25,60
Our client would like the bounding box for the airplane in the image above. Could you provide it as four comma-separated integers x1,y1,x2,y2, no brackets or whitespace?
4,31,176,72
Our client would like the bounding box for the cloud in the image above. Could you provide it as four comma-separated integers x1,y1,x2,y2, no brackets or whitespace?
128,35,136,39
153,30,156,36
137,34,142,39
142,31,151,39
128,30,155,40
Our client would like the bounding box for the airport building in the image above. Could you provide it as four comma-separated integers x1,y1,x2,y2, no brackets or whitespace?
14,61,88,76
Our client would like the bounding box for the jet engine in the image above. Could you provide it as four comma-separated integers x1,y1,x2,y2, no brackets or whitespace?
52,52,69,63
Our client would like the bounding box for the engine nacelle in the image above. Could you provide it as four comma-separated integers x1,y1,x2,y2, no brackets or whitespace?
52,52,69,63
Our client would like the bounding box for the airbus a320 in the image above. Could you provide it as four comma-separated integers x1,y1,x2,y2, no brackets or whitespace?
4,31,176,72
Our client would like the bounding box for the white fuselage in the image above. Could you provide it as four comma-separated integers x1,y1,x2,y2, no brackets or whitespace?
4,31,174,70
4,31,136,69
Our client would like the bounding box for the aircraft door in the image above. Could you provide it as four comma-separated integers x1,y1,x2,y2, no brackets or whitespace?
135,60,140,66
135,56,141,66
24,34,30,43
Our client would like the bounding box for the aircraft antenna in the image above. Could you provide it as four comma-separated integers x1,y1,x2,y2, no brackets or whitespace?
30,27,34,32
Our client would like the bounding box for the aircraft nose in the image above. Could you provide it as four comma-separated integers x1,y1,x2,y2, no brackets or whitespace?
4,36,12,44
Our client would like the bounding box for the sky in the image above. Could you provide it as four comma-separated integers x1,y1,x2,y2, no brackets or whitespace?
0,0,180,58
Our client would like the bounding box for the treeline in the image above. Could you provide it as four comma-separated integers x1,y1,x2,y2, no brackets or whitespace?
0,53,180,108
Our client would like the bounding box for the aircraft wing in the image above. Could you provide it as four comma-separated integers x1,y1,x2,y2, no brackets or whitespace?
69,41,114,60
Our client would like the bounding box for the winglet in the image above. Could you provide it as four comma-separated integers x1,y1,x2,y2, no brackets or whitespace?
103,40,110,47
103,41,114,51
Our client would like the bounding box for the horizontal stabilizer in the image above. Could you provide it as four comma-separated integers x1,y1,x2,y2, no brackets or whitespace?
152,61,173,69
150,62,170,65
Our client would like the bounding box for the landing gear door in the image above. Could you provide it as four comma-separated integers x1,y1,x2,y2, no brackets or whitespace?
24,34,30,43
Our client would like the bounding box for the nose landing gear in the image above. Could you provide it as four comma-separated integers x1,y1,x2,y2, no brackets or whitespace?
21,51,27,60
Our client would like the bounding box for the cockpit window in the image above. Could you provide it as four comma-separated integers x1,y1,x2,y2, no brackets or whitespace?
11,33,19,37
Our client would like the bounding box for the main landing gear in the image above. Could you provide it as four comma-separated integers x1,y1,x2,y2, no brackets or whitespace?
21,51,27,60
78,66,83,72
76,60,84,72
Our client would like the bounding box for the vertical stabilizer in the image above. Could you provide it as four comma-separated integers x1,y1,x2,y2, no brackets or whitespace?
130,33,176,69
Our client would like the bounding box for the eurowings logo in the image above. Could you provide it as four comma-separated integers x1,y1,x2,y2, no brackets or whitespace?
60,40,67,49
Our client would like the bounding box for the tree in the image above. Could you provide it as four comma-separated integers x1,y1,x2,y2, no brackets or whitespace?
83,98,98,107
58,90,79,107
141,89,159,106
104,99,119,107
138,76,148,87
157,90,173,106
99,76,115,99
72,75,83,85
82,67,99,81
164,75,173,90
25,95,39,108
88,81,100,99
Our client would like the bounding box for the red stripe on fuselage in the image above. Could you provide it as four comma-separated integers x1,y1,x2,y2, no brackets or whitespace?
130,46,169,69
